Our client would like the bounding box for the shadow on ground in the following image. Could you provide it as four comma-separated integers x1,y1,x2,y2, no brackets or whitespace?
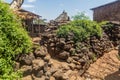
104,70,120,80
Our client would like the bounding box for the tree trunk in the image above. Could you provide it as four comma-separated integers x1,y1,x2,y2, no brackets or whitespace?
10,0,24,10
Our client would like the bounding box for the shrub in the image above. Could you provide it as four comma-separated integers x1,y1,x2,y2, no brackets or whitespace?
72,11,90,20
57,20,103,42
0,1,32,79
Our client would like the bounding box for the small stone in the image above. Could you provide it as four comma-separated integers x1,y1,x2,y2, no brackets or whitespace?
14,62,20,71
72,56,79,61
44,55,51,62
32,59,45,70
64,44,72,51
33,70,44,78
67,57,73,63
58,51,70,60
68,63,76,70
50,76,55,80
21,65,32,77
34,47,47,57
22,75,32,80
19,53,35,65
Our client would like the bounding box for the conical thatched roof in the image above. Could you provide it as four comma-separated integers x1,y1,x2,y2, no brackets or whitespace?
55,11,70,22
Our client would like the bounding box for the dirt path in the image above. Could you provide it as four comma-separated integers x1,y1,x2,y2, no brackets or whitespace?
84,50,120,80
50,58,84,80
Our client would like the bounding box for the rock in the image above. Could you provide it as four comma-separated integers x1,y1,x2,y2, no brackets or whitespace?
72,56,80,61
118,45,120,56
70,48,76,55
53,70,69,80
32,59,45,70
53,70,63,80
22,75,32,80
20,65,32,77
33,70,44,78
19,53,35,65
34,47,47,57
56,41,65,49
50,68,58,75
48,60,54,66
61,64,70,70
58,51,70,60
68,63,76,70
75,65,82,70
44,55,51,62
43,63,49,72
67,57,73,63
32,59,45,77
45,71,51,77
62,73,69,80
50,43,55,47
64,44,72,51
50,76,55,80
33,76,46,80
14,62,20,71
59,38,66,42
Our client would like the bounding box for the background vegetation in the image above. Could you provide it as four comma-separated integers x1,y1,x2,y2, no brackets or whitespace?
57,12,103,42
0,1,32,79
57,20,102,42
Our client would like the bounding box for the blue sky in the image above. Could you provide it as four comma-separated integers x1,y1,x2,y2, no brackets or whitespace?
6,0,115,21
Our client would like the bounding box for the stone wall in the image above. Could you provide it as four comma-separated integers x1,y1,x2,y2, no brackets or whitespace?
15,22,120,80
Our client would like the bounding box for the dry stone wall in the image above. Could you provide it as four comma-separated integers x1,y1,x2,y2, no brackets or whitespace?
15,22,120,80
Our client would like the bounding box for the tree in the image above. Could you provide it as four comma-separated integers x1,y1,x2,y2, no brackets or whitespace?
10,0,24,10
72,11,90,20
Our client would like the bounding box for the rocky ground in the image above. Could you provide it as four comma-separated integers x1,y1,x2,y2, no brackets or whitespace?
15,22,120,80
84,50,120,80
20,49,120,80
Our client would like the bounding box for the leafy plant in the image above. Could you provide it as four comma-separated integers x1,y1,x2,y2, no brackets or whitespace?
57,20,103,42
0,1,32,79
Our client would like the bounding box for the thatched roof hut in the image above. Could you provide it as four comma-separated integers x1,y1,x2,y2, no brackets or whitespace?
55,10,70,23
14,9,41,19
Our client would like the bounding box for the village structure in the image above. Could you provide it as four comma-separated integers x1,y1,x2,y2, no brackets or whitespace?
14,9,47,37
92,0,120,22
2,0,120,80
14,7,70,37
13,0,120,37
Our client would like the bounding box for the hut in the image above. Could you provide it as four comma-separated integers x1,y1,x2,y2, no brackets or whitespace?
55,10,70,25
91,0,120,22
15,9,46,37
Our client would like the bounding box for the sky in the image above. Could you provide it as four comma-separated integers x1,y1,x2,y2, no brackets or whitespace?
6,0,115,21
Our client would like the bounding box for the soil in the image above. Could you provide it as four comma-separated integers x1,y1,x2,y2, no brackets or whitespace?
84,50,120,80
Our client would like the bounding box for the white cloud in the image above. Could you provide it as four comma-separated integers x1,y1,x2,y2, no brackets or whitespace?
27,0,36,3
22,4,35,8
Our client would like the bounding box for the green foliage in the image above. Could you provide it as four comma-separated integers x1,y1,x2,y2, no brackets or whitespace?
72,12,90,20
0,1,32,79
57,20,103,42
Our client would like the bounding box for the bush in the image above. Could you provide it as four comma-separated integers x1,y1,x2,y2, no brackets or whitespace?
72,11,90,20
57,20,103,42
0,1,32,79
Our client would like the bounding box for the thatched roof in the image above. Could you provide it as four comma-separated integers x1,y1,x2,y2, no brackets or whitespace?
14,9,41,19
55,11,70,22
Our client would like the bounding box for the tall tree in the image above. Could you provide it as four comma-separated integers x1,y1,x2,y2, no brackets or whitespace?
10,0,24,10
